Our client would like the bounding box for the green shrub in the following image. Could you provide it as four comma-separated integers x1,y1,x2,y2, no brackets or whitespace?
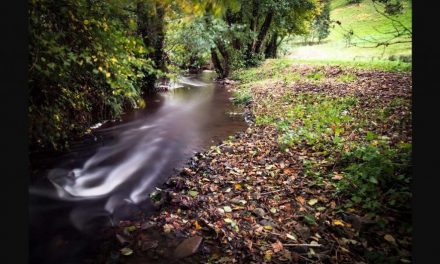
232,89,252,105
336,137,411,214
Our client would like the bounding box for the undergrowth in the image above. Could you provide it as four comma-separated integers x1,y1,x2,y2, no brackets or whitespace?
232,60,412,218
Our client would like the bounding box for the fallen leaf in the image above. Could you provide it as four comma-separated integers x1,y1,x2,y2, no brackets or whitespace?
188,190,198,197
223,206,232,213
125,225,136,232
296,196,305,205
308,199,318,206
245,239,253,251
120,247,133,256
272,240,283,253
163,224,173,233
332,219,345,227
286,233,297,241
384,234,396,243
332,172,343,180
265,250,273,261
194,220,201,230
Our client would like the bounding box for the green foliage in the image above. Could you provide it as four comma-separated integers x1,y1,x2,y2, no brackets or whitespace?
336,72,357,82
305,71,325,81
232,88,252,105
337,138,411,213
277,94,356,150
29,0,153,151
165,17,212,71
200,0,320,76
243,52,265,68
309,0,331,42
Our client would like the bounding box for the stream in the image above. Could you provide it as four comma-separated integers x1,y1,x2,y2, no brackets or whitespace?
29,71,247,263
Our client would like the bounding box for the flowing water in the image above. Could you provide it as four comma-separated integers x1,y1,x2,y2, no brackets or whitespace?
29,72,247,263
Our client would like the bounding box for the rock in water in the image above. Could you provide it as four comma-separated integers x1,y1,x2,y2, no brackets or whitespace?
173,236,203,259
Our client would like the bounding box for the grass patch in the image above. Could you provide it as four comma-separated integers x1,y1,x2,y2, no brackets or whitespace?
287,0,412,61
291,58,411,71
336,72,357,82
305,71,325,81
232,88,252,105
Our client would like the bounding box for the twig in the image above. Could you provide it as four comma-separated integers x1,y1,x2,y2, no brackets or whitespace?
284,243,322,247
261,189,284,195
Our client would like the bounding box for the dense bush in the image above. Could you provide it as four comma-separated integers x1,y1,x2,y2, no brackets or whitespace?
29,0,153,151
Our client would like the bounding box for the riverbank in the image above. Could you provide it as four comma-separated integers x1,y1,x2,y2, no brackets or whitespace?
105,60,412,263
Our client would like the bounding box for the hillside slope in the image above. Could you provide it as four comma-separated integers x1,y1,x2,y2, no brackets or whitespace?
286,0,412,61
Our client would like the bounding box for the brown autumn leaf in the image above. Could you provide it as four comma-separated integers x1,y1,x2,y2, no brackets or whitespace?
296,196,305,205
384,234,396,244
245,239,253,251
272,240,283,253
332,172,343,180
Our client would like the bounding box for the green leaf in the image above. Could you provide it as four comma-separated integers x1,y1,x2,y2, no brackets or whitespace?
308,199,318,206
369,176,378,184
223,206,232,212
188,190,199,197
366,131,375,141
126,226,136,232
303,214,316,225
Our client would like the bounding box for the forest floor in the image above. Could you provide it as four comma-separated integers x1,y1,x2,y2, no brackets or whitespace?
105,60,412,264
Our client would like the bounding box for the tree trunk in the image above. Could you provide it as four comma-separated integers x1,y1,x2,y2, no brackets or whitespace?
216,41,230,78
254,11,274,54
136,1,166,94
211,48,224,78
247,0,260,54
264,32,278,58
154,3,165,72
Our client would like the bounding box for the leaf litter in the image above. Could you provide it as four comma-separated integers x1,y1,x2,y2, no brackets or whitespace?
105,65,411,263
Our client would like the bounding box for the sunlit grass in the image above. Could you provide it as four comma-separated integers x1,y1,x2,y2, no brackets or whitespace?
267,58,411,72
286,0,412,61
